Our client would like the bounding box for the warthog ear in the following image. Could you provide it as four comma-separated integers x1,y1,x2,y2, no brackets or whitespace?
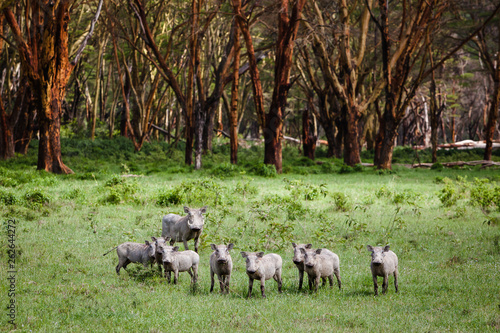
164,237,171,242
200,206,208,214
367,245,374,252
305,244,312,249
227,243,234,251
145,240,150,245
292,242,297,248
184,206,190,214
315,248,322,254
383,245,390,252
151,237,157,241
210,244,217,251
240,252,248,258
257,252,264,258
173,246,179,252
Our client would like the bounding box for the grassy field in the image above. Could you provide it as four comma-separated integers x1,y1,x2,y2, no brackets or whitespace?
1,140,500,332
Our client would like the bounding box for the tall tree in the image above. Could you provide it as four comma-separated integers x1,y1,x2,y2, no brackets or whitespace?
472,11,500,161
229,22,241,164
263,0,307,173
3,0,103,173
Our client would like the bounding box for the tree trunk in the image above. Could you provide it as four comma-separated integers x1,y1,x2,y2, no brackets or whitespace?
484,19,500,161
0,98,15,160
343,104,361,165
264,0,307,173
324,123,336,158
229,23,241,164
14,90,35,155
302,108,316,160
232,0,266,130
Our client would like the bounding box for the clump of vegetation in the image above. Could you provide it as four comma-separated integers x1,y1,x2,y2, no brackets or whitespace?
233,180,258,197
210,163,242,178
320,162,337,173
313,213,338,247
155,177,232,208
431,162,444,171
375,185,394,199
24,188,50,209
0,189,18,206
393,190,421,206
469,178,500,212
338,163,354,174
331,192,352,212
251,163,277,178
438,178,462,207
101,175,137,204
283,178,328,200
65,187,84,200
156,188,184,206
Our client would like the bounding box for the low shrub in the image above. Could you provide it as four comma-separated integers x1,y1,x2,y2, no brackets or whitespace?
251,163,277,178
332,192,352,212
0,190,17,206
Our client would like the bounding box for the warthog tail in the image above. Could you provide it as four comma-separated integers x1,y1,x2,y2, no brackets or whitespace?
102,246,118,256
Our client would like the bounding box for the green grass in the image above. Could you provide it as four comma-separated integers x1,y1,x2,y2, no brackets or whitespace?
1,139,500,332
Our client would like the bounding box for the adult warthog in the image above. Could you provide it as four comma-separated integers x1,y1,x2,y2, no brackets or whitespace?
162,206,207,253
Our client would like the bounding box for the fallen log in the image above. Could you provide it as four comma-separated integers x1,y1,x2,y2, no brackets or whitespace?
411,160,500,168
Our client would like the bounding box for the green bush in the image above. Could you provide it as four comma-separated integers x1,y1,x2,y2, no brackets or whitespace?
101,175,137,204
393,190,420,206
210,163,241,178
338,164,354,174
283,178,327,201
24,188,50,208
375,185,393,199
251,163,277,178
332,192,352,211
431,162,444,171
0,190,17,206
320,162,337,173
470,178,500,211
233,181,258,197
156,188,184,206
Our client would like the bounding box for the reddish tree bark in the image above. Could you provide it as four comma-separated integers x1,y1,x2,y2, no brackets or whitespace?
232,0,266,130
264,0,307,173
3,0,102,173
229,23,241,164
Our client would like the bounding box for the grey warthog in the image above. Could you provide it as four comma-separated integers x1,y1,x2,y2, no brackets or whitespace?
367,245,399,295
151,236,167,273
209,243,234,294
158,244,199,284
103,241,156,275
292,242,315,291
300,247,341,292
162,206,207,253
241,251,282,298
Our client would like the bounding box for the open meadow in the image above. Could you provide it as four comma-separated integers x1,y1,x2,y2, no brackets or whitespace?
1,139,500,332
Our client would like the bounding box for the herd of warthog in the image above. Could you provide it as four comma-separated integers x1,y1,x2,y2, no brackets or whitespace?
103,206,399,297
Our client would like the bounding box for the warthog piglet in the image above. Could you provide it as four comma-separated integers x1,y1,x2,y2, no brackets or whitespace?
210,243,234,294
241,251,282,298
367,245,399,295
300,247,341,292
